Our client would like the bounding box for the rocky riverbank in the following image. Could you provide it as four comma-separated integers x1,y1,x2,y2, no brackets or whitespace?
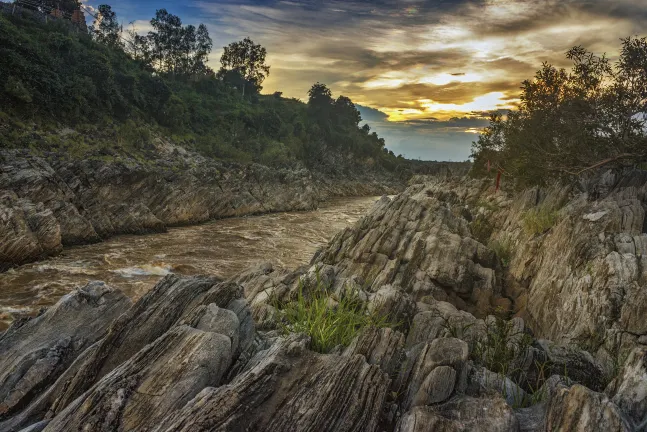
1,171,645,431
0,140,416,271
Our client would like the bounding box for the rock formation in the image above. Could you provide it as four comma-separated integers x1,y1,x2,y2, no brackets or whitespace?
0,146,403,270
1,170,646,431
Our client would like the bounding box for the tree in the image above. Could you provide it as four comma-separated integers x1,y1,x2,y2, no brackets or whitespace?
143,9,212,76
217,38,270,96
90,5,122,49
471,37,647,187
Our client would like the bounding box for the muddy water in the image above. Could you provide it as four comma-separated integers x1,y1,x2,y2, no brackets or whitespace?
0,196,381,330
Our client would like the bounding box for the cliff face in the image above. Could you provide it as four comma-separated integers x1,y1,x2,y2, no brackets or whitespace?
0,144,403,271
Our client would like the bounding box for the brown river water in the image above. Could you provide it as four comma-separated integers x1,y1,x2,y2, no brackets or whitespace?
0,196,381,330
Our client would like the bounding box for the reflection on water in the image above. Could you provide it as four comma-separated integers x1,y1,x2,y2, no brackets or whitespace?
0,196,380,330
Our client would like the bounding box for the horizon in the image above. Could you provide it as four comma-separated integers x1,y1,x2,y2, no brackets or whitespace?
80,0,647,161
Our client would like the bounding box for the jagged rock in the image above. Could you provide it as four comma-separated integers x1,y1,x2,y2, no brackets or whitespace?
514,375,574,432
343,327,405,376
368,285,417,330
42,325,233,432
412,365,457,406
396,395,520,432
0,147,402,270
0,282,131,420
154,334,390,432
406,301,485,348
545,384,633,431
0,275,246,431
0,191,63,270
605,347,647,428
314,183,501,317
397,338,469,410
530,339,606,391
467,366,529,407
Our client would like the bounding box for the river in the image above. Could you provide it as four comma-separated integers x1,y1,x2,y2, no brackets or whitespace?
0,196,381,330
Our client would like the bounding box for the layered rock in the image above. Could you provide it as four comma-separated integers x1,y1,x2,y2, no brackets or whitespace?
3,170,647,431
313,184,502,318
0,146,403,270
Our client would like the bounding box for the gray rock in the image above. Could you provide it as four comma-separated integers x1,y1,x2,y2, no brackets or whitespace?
545,384,633,431
343,326,405,376
154,335,390,432
0,281,131,421
606,347,647,427
397,395,520,432
411,365,457,406
42,325,232,432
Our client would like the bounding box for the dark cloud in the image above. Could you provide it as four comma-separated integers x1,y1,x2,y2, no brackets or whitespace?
182,0,647,160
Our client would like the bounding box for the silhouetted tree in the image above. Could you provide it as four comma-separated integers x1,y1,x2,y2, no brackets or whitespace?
471,37,647,186
217,38,270,96
90,5,122,49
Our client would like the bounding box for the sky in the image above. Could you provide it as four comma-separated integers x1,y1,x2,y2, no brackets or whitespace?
84,0,647,161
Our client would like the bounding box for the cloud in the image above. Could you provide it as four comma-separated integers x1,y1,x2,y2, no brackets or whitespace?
96,0,647,160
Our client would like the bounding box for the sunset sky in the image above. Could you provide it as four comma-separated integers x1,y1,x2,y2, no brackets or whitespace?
86,0,647,160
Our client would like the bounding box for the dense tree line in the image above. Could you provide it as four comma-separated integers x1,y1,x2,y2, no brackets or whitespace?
0,7,403,171
471,38,647,187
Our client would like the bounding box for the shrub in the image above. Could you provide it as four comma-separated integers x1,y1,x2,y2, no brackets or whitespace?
275,278,394,353
470,216,494,244
522,206,559,236
472,313,532,377
488,236,514,267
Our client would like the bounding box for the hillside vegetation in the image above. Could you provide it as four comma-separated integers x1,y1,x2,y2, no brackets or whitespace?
0,7,407,172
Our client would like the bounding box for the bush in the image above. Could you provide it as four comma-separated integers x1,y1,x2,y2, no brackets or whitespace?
522,207,559,236
488,236,514,267
275,278,393,353
472,313,532,377
470,216,494,244
471,38,647,187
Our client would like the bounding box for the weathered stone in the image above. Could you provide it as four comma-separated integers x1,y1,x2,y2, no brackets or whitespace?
0,282,131,421
154,335,390,432
532,340,606,391
397,395,520,432
411,365,456,406
605,347,647,427
42,325,232,432
343,326,405,376
545,384,633,432
398,338,469,410
368,285,417,330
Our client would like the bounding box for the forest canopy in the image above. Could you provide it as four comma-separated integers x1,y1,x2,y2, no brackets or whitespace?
0,4,403,171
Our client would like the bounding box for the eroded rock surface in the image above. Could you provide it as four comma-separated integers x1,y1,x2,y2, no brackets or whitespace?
0,147,402,270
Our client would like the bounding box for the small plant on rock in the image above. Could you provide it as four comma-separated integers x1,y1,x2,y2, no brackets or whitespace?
470,216,494,244
488,236,514,267
275,278,394,354
471,312,533,377
522,206,560,236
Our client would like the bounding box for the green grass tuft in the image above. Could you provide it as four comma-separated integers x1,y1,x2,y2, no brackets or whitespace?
488,236,514,267
522,206,560,236
275,279,394,353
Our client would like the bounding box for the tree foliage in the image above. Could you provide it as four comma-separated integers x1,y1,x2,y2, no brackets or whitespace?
0,11,405,173
90,5,121,49
471,38,647,187
217,38,270,96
